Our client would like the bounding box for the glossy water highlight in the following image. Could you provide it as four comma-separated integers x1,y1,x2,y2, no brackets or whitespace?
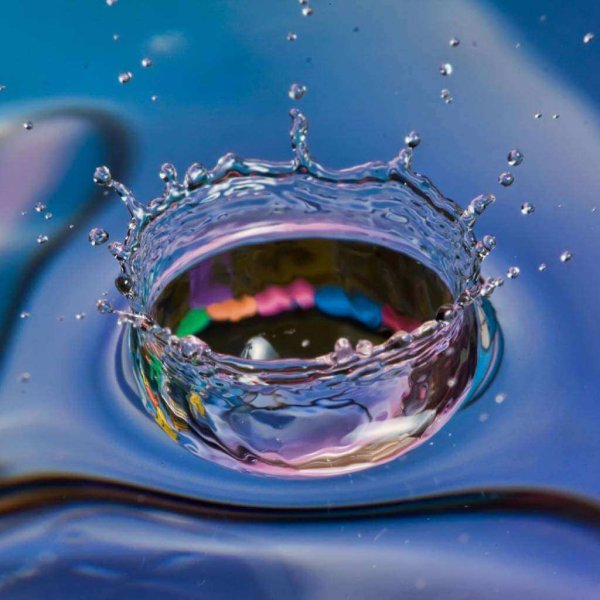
94,110,501,476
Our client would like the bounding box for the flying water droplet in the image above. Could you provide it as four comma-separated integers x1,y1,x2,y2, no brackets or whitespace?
288,83,307,100
44,212,53,220
552,114,560,119
538,263,547,271
159,163,178,183
560,250,573,263
96,299,114,314
93,165,112,186
440,89,453,103
118,71,133,84
449,37,460,47
36,234,48,245
18,372,31,383
355,339,374,357
507,148,524,166
333,337,354,363
495,392,507,404
583,32,595,44
498,172,514,187
439,63,453,76
302,6,313,16
507,266,520,279
20,312,30,319
521,202,535,215
88,227,109,246
141,57,153,68
106,0,117,5
112,33,120,41
151,95,158,102
23,121,33,131
241,336,280,360
404,130,421,148
534,112,542,119
75,312,86,320
34,202,46,213
287,32,298,42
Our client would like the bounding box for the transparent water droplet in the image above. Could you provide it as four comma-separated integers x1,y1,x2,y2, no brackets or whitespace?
0,85,6,92
507,148,524,166
34,201,46,213
184,162,208,188
115,275,133,295
180,336,207,361
507,266,520,279
440,88,453,103
118,71,133,84
449,37,460,47
75,312,86,320
302,6,313,16
476,234,496,259
151,95,158,102
93,165,112,186
534,112,542,119
447,377,457,388
106,0,118,6
287,32,298,42
241,336,280,360
560,250,573,263
288,83,307,100
333,337,354,363
538,263,547,271
494,392,507,404
356,339,374,357
20,311,31,319
439,63,453,76
141,57,153,68
479,413,489,423
159,162,178,183
301,339,310,348
404,130,421,148
18,372,31,383
112,33,120,41
88,227,109,246
44,212,53,220
521,202,535,215
96,299,114,314
23,121,33,131
498,171,514,187
583,32,595,44
36,234,48,245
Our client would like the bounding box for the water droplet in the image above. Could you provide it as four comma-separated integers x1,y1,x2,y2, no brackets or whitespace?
93,165,112,186
288,83,307,100
34,201,46,213
507,148,524,166
479,413,489,423
560,250,573,263
184,162,208,188
287,32,298,42
118,71,133,84
141,57,153,68
440,89,453,103
106,0,118,6
333,337,354,363
23,121,33,131
96,299,114,314
521,202,535,215
18,372,31,383
552,114,560,119
241,336,280,360
151,95,158,102
112,33,120,41
356,339,374,357
115,275,133,295
180,336,207,361
583,32,595,44
439,63,453,76
301,339,310,348
302,6,313,16
44,212,53,220
88,227,109,246
0,85,6,92
159,163,178,183
36,234,48,245
507,266,520,279
20,311,30,319
538,263,547,271
404,130,421,148
534,112,542,119
498,172,514,187
75,312,86,320
494,393,507,404
449,37,460,47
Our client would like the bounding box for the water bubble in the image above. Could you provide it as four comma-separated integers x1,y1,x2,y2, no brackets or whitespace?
507,266,520,279
507,148,524,166
88,227,109,246
75,312,86,320
141,57,153,68
287,32,298,42
583,32,595,44
288,83,307,100
521,202,535,215
494,393,507,404
538,263,547,271
96,299,114,314
118,71,133,84
20,312,30,319
18,372,31,383
449,37,460,47
333,337,354,363
404,130,421,148
440,88,453,103
34,201,46,213
560,250,573,263
356,339,374,357
534,112,542,119
439,63,453,76
23,121,33,131
498,171,514,187
44,212,53,220
93,165,112,186
36,234,48,245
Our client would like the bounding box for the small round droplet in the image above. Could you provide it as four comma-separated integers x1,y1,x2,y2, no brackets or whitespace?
141,57,153,68
151,95,158,102
302,6,313,16
507,266,520,279
404,130,421,148
356,339,374,357
93,165,112,186
440,88,453,103
479,413,489,423
34,201,46,213
88,227,109,246
112,33,120,41
301,339,310,348
115,275,133,295
118,71,133,84
20,311,31,319
534,112,542,119
75,312,86,320
287,32,298,42
552,114,560,119
583,32,595,44
494,393,507,404
288,83,307,100
36,234,48,245
43,212,53,220
333,337,354,363
0,85,6,92
18,372,31,383
23,121,33,131
560,250,573,263
521,202,535,215
96,299,114,314
449,37,460,47
538,263,547,271
106,0,118,6
159,163,178,183
439,63,453,76
498,172,514,187
507,148,524,166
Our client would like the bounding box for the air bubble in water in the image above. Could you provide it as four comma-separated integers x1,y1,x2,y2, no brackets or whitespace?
96,299,114,314
288,83,307,100
521,202,535,215
404,130,421,148
141,57,153,68
583,32,595,44
439,63,453,76
507,148,524,166
34,202,46,213
287,32,298,42
507,266,520,279
36,234,48,245
498,172,514,187
23,121,33,131
440,89,453,103
560,250,573,263
449,37,460,47
118,71,133,84
88,227,109,246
